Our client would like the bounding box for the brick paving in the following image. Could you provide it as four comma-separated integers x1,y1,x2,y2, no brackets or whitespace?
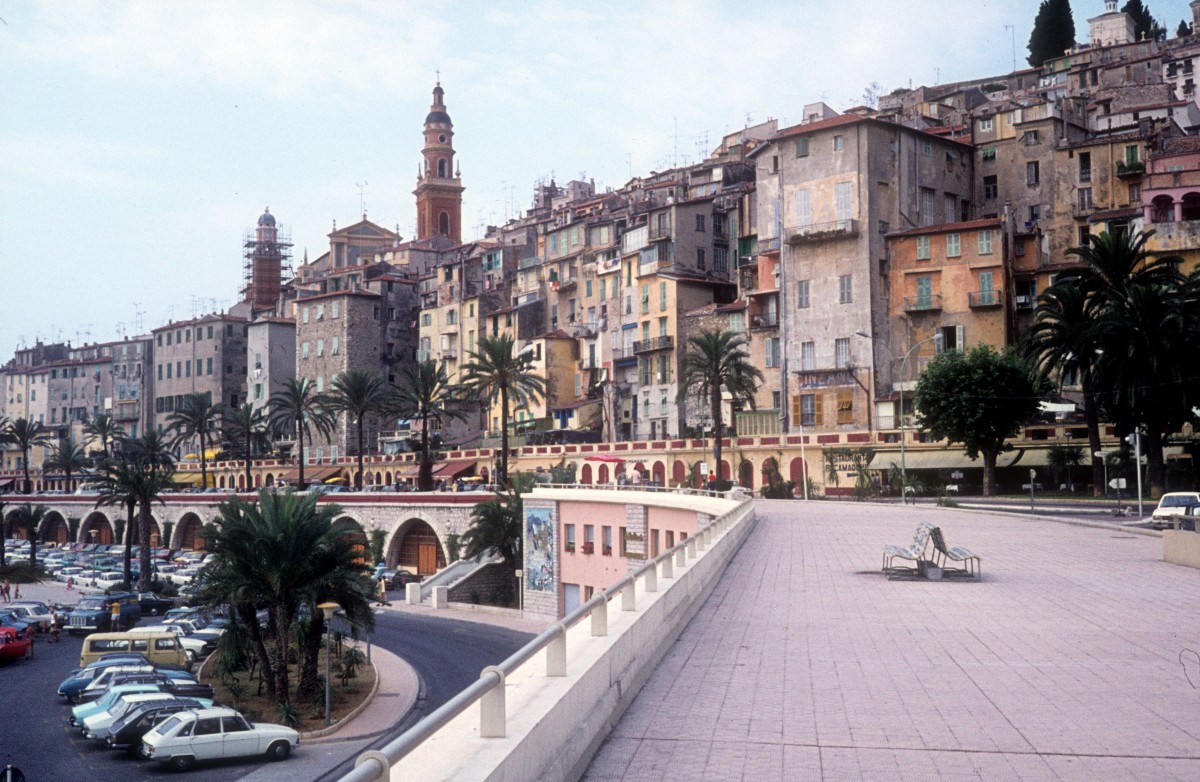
583,500,1200,781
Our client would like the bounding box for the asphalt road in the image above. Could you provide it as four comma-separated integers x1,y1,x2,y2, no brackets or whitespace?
0,608,533,782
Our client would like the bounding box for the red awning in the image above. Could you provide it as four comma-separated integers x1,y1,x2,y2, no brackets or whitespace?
398,459,478,480
584,454,625,463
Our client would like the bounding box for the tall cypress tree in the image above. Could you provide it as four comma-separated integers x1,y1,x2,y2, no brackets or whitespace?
1122,1,1163,41
1176,19,1193,39
1028,0,1077,67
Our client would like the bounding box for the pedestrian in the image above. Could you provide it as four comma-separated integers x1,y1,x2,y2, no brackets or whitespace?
12,583,20,601
66,576,74,591
49,610,60,643
110,600,121,632
24,624,36,657
1,578,9,602
376,575,389,606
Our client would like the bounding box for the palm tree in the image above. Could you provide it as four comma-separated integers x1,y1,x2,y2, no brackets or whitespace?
200,490,373,707
0,416,11,567
94,435,175,591
1067,230,1192,496
44,438,90,493
166,393,224,491
9,418,51,494
1046,443,1086,492
324,369,392,490
267,379,335,490
84,413,125,459
390,360,467,491
222,404,269,491
461,472,534,573
458,335,547,488
9,503,47,569
1025,279,1107,494
678,329,764,487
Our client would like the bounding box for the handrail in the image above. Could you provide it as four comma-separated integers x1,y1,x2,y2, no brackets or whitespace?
338,492,753,782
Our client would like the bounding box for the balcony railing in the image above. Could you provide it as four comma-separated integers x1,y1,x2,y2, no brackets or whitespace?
648,224,672,241
632,335,675,353
903,294,942,312
787,219,858,244
968,289,1004,308
1116,160,1145,178
612,347,638,362
751,314,778,329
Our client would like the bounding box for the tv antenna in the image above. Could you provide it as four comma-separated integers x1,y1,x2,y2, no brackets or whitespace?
356,181,369,217
1004,25,1017,72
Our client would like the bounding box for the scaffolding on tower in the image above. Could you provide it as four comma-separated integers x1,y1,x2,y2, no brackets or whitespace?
242,218,293,314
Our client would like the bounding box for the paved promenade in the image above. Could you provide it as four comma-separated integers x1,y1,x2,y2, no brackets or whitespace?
584,500,1200,781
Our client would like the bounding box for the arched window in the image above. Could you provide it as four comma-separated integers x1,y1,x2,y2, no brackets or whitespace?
438,158,448,177
439,211,450,236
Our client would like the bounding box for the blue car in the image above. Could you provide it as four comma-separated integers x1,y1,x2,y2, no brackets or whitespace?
57,655,152,701
0,609,34,635
71,684,168,725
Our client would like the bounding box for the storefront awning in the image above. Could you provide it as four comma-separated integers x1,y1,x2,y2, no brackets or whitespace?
0,477,16,491
277,466,343,484
583,454,625,463
174,472,215,487
398,459,478,480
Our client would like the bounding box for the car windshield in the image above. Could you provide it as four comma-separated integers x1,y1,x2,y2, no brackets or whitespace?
77,598,107,610
1161,495,1197,507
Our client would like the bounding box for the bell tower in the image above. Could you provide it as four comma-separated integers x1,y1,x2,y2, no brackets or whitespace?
414,80,464,243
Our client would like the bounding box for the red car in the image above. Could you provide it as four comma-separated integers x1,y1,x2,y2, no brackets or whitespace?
0,626,33,662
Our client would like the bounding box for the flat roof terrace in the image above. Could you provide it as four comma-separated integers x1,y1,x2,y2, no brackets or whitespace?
584,500,1200,780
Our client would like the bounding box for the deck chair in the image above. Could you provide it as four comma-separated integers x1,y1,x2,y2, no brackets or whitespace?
882,521,936,572
929,526,981,579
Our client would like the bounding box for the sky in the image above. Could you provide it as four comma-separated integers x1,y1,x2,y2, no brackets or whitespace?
1,0,1196,357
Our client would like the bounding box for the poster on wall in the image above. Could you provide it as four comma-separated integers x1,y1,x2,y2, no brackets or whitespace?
525,506,555,593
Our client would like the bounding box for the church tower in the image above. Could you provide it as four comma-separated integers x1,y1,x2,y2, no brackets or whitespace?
413,80,464,243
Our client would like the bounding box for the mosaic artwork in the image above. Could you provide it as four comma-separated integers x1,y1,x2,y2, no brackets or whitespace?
525,506,555,593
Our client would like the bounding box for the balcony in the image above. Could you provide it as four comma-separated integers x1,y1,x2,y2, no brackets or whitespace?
1116,160,1145,179
751,314,779,329
555,278,577,293
633,335,675,353
612,347,638,363
903,294,942,313
786,219,858,245
648,224,672,241
518,255,542,271
968,289,1004,308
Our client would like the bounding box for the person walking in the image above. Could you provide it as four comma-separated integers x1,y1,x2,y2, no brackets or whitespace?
376,575,389,607
1,578,9,603
12,584,20,601
48,610,61,643
66,576,74,591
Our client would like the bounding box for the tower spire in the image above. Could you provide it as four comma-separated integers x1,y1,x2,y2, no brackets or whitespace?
413,79,464,243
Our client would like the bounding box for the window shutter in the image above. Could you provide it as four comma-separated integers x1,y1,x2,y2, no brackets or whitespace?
955,325,965,351
792,394,802,423
813,395,825,427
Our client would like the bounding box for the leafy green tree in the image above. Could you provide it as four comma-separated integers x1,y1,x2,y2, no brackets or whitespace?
44,438,90,492
222,403,269,491
166,393,224,491
914,346,1048,496
324,369,392,490
198,490,372,707
9,417,51,494
84,413,125,459
461,472,534,573
458,335,546,488
267,378,335,490
1025,279,1107,494
390,360,467,492
678,329,764,487
1028,0,1076,67
9,504,47,569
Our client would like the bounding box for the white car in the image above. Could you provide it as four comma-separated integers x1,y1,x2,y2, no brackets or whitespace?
1151,492,1200,525
8,602,54,632
141,706,299,771
81,692,177,739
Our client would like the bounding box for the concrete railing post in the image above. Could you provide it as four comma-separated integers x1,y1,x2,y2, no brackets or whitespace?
432,585,449,609
654,557,668,583
696,530,707,552
591,597,608,637
621,580,636,611
405,582,421,605
546,624,567,677
685,538,697,560
480,666,506,738
675,547,686,569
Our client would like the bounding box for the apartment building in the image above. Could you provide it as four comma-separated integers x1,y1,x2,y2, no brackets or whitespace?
151,314,248,442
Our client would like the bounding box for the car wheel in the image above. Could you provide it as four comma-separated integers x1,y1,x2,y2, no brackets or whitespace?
267,741,291,762
150,607,160,616
168,755,195,772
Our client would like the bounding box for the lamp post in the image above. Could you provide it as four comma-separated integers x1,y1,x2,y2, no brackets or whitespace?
897,334,942,503
317,602,339,727
1064,430,1074,493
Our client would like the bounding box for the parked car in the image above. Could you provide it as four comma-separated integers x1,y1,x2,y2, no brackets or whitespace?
0,609,35,635
1151,492,1200,526
57,656,152,700
67,593,142,635
72,683,171,725
81,692,178,739
0,626,33,662
141,706,299,770
386,570,422,589
129,625,211,664
136,592,176,617
77,668,196,704
6,603,53,633
105,698,210,755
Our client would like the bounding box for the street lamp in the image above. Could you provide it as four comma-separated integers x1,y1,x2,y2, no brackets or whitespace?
1064,430,1074,493
317,602,340,727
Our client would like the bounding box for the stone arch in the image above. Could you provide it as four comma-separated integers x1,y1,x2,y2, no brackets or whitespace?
80,511,115,545
1183,192,1200,221
236,473,245,490
598,464,609,484
385,470,393,486
720,460,731,481
218,475,226,489
1,510,21,540
761,457,779,481
738,459,754,489
438,211,450,236
652,461,665,485
479,467,489,483
175,512,206,552
438,158,448,177
374,471,383,487
40,510,69,544
672,460,686,486
333,516,370,564
254,473,262,488
1151,194,1174,223
265,472,275,486
789,457,808,488
385,517,447,576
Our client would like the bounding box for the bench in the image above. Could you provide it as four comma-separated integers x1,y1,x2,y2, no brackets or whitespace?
929,526,981,579
882,521,936,572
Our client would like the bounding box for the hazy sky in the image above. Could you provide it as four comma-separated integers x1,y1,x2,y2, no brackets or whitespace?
2,0,1194,356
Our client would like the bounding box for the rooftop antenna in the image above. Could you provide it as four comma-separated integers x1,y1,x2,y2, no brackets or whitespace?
132,302,145,334
1004,24,1017,72
672,116,681,168
115,321,126,339
356,181,369,218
